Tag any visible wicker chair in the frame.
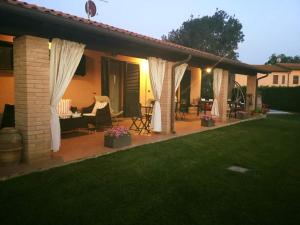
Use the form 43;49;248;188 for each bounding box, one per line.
94;96;123;118
82;103;112;130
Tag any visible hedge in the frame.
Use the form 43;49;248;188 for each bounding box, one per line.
258;87;300;112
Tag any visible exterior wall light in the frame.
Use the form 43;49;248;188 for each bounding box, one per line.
206;67;212;73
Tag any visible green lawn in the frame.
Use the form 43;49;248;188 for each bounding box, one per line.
1;115;300;225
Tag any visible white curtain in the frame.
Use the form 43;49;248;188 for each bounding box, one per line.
50;38;85;151
211;68;223;117
175;63;188;91
148;57;166;132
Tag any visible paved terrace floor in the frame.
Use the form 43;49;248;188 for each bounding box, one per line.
0;113;265;180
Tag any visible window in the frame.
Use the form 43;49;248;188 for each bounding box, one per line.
282;76;285;84
273;75;279;84
293;76;299;84
0;41;13;71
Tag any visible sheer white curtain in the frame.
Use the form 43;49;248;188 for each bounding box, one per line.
148;57;166;132
211;68;223;117
50;38;85;151
175;63;188;91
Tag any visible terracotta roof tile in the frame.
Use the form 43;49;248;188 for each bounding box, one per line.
277;63;300;71
254;64;290;72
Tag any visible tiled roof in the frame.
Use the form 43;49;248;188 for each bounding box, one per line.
254;64;290;72
277;63;300;71
1;0;267;73
254;63;300;72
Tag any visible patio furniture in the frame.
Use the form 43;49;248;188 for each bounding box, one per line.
205;100;213;115
82;102;112;130
141;105;153;133
57;99;72;117
196;99;206;116
60;116;88;133
228;99;246;118
128;102;150;134
95;96;123;119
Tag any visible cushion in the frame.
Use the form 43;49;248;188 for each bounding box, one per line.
82;113;96;117
57;99;72;116
91;101;107;115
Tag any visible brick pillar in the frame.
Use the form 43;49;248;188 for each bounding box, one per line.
14;35;51;163
218;69;229;121
246;75;257;112
160;61;173;134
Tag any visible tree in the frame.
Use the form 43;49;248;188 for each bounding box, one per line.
265;54;300;64
162;9;244;60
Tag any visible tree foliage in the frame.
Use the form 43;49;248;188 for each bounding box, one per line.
162;9;244;60
265;54;300;65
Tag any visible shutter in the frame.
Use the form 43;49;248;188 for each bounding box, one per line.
124;63;140;117
101;57;109;96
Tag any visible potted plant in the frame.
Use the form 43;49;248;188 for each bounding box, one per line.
201;115;215;127
104;126;131;148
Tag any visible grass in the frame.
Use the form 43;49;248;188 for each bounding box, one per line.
1;115;300;225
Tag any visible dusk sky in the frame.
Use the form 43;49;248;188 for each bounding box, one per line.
25;0;300;64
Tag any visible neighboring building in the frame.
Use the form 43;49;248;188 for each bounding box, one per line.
235;63;300;87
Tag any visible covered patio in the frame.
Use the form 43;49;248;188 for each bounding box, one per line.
0;1;268;178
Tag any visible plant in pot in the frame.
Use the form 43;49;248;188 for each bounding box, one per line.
201;115;215;127
104;126;131;148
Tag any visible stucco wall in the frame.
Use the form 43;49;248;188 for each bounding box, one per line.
62;50;154;109
0;34;14;112
235;74;248;86
0;75;14;112
190;67;202;104
258;72;288;87
62;49;102;109
289;70;300;87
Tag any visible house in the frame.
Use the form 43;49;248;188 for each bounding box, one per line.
0;0;268;164
235;63;300;87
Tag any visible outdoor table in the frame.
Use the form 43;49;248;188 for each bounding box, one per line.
59;116;88;133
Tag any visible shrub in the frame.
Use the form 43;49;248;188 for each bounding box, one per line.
258;86;300;112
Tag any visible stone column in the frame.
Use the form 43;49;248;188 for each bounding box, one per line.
14;35;51;163
160;61;173;134
246;75;257;112
218;69;229;121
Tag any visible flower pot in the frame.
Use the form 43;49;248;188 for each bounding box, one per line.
104;135;132;148
201;119;215;127
0;127;22;166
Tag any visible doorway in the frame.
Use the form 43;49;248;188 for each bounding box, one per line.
180;69;191;106
101;57;140;116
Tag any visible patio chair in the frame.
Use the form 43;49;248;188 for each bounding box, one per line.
94;96;123;118
196;99;206;116
178;99;189;120
228;97;245;118
82;102;112;130
128;102;149;134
